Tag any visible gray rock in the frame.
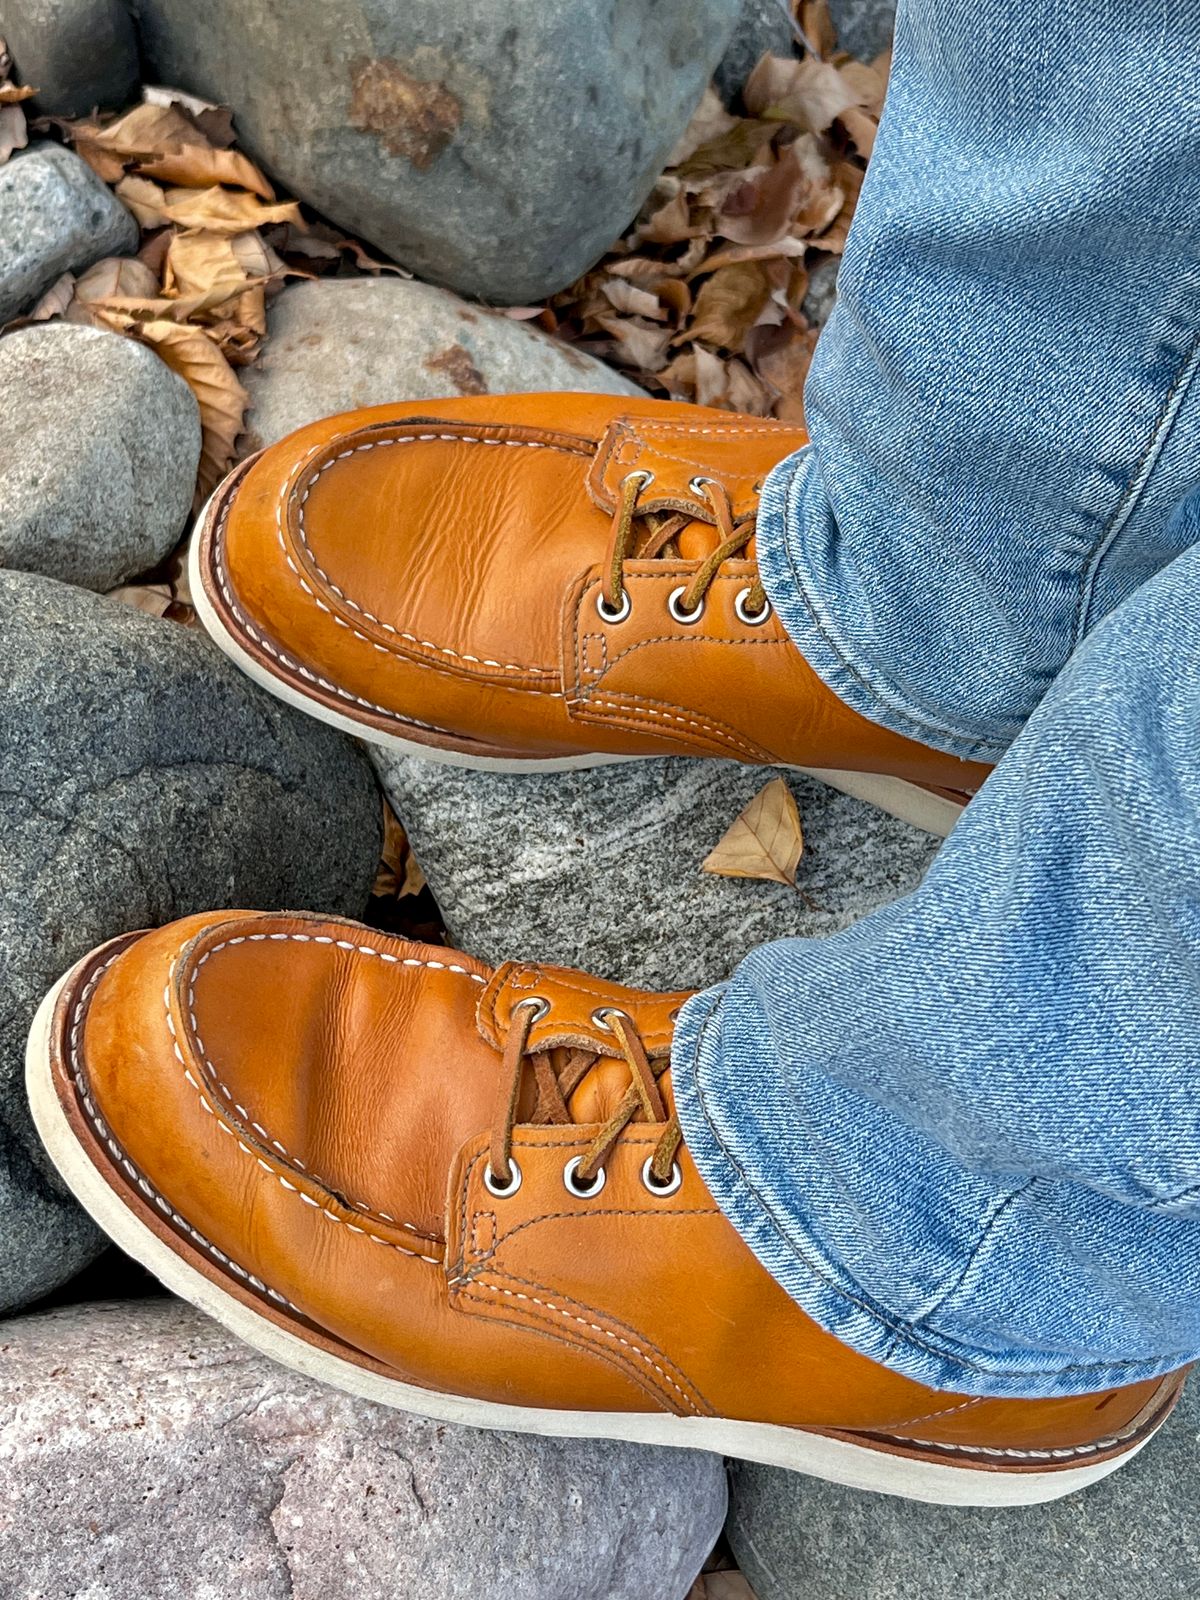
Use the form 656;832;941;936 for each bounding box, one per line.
131;0;742;303
242;277;642;450
0;323;201;591
373;755;938;991
0;571;382;1313
727;1381;1200;1600
802;255;840;331
1;0;139;117
828;0;896;61
0;142;137;323
0;1298;728;1600
714;0;796;106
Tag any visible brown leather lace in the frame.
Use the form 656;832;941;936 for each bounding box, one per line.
601;471;767;617
488;998;682;1192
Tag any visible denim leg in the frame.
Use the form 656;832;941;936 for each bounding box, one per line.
675;502;1200;1400
756;0;1200;761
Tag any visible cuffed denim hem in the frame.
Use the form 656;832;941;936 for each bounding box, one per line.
756;449;1015;766
670;981;1187;1400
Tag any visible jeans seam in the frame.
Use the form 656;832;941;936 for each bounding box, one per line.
685;992;1158;1383
1073;330;1200;645
772;454;1014;756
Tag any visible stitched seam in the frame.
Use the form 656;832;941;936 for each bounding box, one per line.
210;476;455;728
685;995;1166;1382
1074;330;1200;645
582;697;771;761
65;950;302;1311
881;1395;985;1431
289;433;573;676
182;929;482;1233
469;1280;704;1415
487;966;678;1050
452;1151;712;1414
879;1413;1150;1462
566;579;773;760
454;1287;675;1410
169;928;487;1260
487;1203;720;1255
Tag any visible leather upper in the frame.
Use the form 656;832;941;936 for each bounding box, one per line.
200;394;990;791
56;910;1176;1460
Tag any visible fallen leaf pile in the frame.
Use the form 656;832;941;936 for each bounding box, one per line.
533;0;887;420
7;87;406;514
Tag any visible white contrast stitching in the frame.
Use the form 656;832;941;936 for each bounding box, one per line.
66;950;300;1310
287;434;561;676
473;1280;702;1415
207;471;448;728
171;927;487;1250
883;1413;1149;1461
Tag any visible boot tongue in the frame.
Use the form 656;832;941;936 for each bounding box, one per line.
564;1055;634;1124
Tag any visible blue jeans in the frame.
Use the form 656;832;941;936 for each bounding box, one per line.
672;0;1200;1399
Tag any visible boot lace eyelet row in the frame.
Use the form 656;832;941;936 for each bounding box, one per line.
596;469;768;628
486;996;684;1203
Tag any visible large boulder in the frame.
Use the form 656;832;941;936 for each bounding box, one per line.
241;277;641;450
1;0;139;117
0;142;137;323
0;572;382;1313
131;0;742;303
0;323;201;591
0;1298;728;1600
373;755;938;990
727;1381;1200;1599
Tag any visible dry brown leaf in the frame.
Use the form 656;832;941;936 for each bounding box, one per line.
26;270;75;319
675;120;777;179
665;86;739;168
85;101;275;196
108;581;173;619
600;278;664;320
116;175;300;233
592;314;673;373
702;777;804;886
0;81;34;104
796;0;837;58
744;54;857;134
0;101;27;163
74;255;161;302
687;261;772;348
132;319;250;501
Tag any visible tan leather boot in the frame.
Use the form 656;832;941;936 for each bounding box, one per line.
27;911;1182;1506
189;395;989;835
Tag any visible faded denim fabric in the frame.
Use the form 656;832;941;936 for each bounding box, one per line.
672;0;1200;1399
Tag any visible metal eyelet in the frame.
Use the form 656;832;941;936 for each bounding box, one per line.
667;585;705;625
621;468;655;493
513;995;550;1023
641;1157;683;1198
688;474;715;497
734;588;772;626
590;1005;633;1033
596;588;632;625
483;1159;522;1198
563;1156;607;1198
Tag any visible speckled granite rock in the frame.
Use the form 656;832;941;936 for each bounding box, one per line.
241;277;641;450
0;572;381;1314
0;142;136;323
829;0;896;61
727;1378;1200;1600
373;755;937;990
1;0;139;117
714;0;795;104
0;323;200;591
133;0;741;303
0;1298;728;1600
